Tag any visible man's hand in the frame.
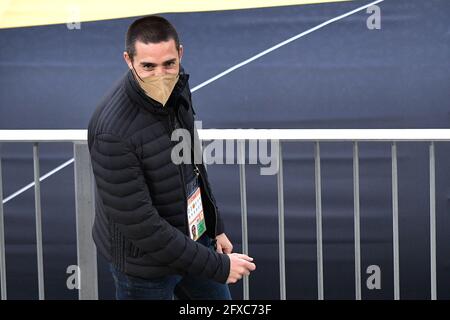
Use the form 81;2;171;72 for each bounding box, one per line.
216;233;233;254
226;253;256;284
216;234;256;284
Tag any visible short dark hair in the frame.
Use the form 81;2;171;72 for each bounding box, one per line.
125;15;180;61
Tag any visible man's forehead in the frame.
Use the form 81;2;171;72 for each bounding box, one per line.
134;39;179;62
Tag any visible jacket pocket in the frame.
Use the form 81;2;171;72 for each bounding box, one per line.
126;240;141;258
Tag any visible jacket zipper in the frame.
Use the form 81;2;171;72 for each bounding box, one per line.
179;165;189;236
168;112;190;236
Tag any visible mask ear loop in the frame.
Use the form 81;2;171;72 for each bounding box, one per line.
130;60;144;82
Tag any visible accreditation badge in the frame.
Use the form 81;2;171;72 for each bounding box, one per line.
187;185;206;241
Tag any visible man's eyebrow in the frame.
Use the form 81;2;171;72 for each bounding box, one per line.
140;61;157;67
139;59;176;67
163;58;177;65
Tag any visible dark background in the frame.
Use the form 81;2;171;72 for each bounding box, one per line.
0;0;449;299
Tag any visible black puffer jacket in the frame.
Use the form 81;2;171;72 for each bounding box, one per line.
87;68;230;283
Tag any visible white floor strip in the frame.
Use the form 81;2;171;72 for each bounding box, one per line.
2;158;74;204
191;0;384;92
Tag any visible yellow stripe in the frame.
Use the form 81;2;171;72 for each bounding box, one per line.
0;0;355;29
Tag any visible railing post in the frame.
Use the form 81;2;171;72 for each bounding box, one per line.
277;141;286;300
74;142;98;300
314;142;324;300
391;142;400;300
238;140;249;300
353;142;361;300
33;143;45;300
429;142;437;300
0;144;7;300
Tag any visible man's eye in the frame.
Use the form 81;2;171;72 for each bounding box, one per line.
143;65;154;69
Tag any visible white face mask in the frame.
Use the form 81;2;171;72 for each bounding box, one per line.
132;69;179;107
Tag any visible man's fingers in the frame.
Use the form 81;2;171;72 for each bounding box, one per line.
223;246;232;254
216;243;223;253
234;253;254;262
242;260;256;271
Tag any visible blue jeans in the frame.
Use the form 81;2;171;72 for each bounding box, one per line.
110;234;232;300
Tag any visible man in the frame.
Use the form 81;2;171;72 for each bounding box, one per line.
191;224;197;241
87;15;256;300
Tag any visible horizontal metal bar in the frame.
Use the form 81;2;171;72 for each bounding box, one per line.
0;130;86;142
3;129;450;142
200;129;450;141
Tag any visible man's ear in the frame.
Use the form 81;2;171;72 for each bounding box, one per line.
123;51;133;69
178;45;184;62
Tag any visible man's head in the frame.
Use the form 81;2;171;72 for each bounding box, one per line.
124;15;183;78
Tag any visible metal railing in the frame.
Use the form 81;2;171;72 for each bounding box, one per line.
0;130;94;300
0;129;449;300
